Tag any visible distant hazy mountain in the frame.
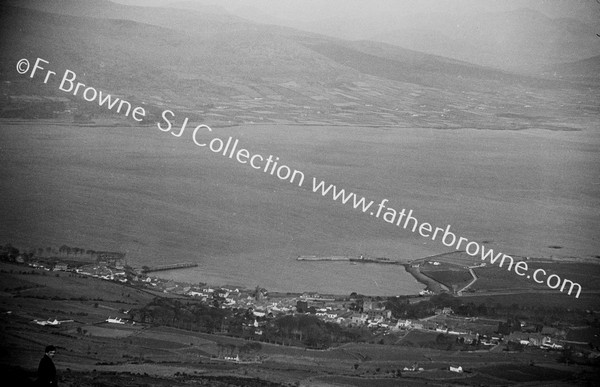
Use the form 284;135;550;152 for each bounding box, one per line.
372;8;600;73
236;5;599;74
304;39;537;90
5;0;255;37
544;55;600;86
165;1;229;15
0;0;582;130
1;1;547;97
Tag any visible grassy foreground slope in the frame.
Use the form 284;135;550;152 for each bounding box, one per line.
1;262;598;386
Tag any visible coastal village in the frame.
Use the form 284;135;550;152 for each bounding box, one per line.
2;243;589;367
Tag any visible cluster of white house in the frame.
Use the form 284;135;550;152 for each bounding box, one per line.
26;259;569;351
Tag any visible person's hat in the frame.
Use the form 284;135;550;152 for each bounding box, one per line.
45;345;56;353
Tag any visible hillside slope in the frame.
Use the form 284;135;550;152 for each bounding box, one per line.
0;2;594;129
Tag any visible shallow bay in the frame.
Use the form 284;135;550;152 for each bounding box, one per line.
1;122;598;295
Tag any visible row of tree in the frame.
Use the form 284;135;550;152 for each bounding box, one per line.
0;243;110;258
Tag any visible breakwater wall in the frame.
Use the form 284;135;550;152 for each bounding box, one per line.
142;262;198;273
403;264;444;293
297;255;400;264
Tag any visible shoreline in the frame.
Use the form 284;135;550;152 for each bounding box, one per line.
149;261;426;298
403;264;446;293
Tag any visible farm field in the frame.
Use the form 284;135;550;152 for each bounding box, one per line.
414;251;600;304
468;261;600;304
461;291;600;312
2;262;597;386
418;261;474;292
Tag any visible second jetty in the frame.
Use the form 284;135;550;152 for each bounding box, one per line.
142;262;198;273
297;255;400;264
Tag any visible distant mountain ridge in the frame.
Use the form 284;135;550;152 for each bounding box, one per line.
371;7;600;73
1;2;545;98
5;0;255;37
0;1;593;130
544;55;600;86
237;4;599;73
548;55;600;77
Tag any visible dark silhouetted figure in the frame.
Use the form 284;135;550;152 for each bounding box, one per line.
37;345;57;386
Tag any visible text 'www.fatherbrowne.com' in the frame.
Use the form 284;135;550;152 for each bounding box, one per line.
16;57;583;299
311;178;582;299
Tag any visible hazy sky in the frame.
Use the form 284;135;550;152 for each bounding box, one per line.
112;0;600;23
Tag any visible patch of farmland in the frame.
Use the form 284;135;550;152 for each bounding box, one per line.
139;327;218;347
0;266;153;305
82;325;134;338
477;364;575;383
463;292;599;310
420;269;473;290
127;335;191;350
312;375;418;386
0;274;43;292
471;266;542;291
